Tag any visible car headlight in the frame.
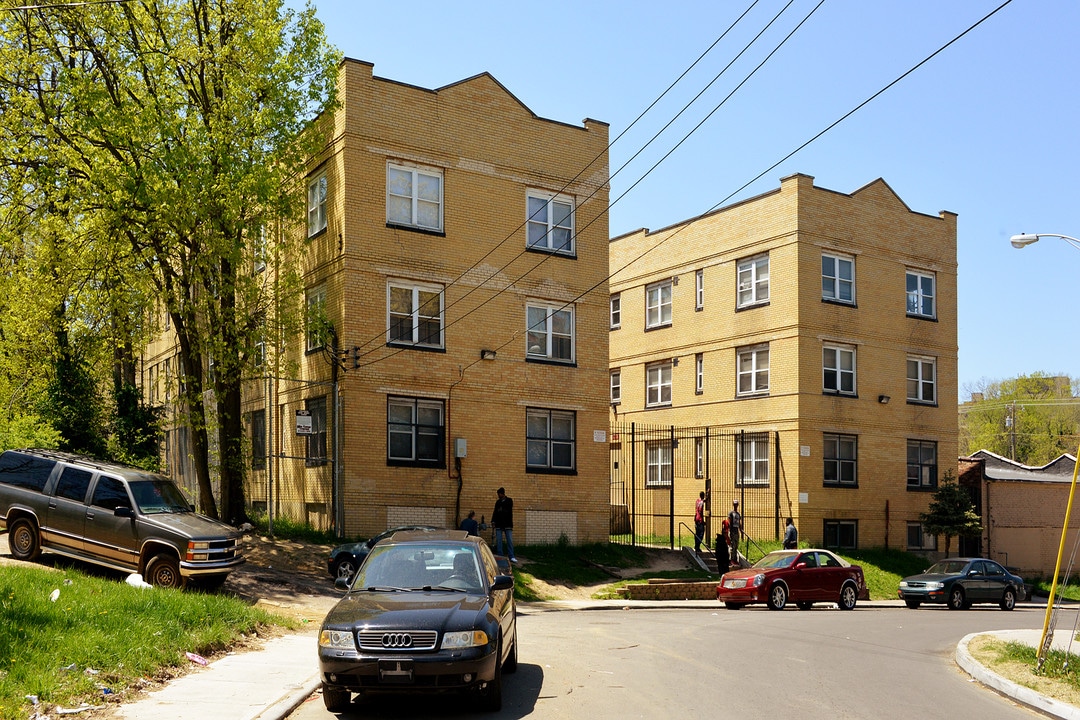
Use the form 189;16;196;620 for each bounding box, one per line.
319;630;356;650
926;582;944;590
440;630;488;650
751;573;766;587
899;581;909;589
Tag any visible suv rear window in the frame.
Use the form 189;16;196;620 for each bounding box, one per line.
0;452;56;492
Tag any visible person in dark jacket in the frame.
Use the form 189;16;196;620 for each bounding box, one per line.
460;510;479;537
783;517;798;549
492;487;516;563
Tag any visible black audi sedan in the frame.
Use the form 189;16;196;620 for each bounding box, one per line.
318;529;517;712
897;557;1026;610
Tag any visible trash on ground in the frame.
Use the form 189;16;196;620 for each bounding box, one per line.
49;588;60;602
125;573;153;589
185;652;208;666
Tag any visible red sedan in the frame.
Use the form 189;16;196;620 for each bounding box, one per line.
716;549;869;611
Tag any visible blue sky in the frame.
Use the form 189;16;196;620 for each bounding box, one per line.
295;0;1079;401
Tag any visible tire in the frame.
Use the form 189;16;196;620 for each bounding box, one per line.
947;586;967;610
322;683;350;712
480;638;504;712
8;518;41;562
838;583;858;611
905;599;921;609
1000;587;1016;611
331;557;357;581
145;553;185;589
724;602;744;610
767;583;788;611
503;628;518;674
796;601;813;611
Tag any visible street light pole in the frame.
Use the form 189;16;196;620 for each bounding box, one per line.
1010;230;1080;670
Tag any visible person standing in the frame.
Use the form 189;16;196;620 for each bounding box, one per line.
460;510;479;537
783;517;798;549
492;487;516;563
693;490;708;553
728;500;742;565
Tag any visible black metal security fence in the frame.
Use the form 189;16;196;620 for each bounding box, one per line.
609;423;782;551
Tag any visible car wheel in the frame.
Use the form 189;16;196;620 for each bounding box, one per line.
1000;587;1016;611
8;518;41;562
146;553;185;589
480;637;504;712
947;586;967;610
796;601;813;611
905;599;921;609
838;583;858;610
504;629;518;674
331;556;357;581
724;602;744;610
322;683;350;712
767;583;788;611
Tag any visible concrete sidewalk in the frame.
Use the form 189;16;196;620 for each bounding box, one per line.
109;599;1079;720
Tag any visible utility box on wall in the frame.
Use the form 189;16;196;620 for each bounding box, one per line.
454;438;467;458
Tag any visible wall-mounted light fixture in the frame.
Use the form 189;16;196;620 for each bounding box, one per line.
480;349;497;361
878;395;890;404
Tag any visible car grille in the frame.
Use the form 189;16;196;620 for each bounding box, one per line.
906;582;928;588
357;630;438;651
723;578;747;589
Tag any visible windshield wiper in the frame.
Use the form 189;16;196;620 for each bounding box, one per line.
362;586;410;592
424;585;468;592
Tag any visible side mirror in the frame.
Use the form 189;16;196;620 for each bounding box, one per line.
491;575;514;592
114;506;134;518
794;562;807;570
335;576;352;591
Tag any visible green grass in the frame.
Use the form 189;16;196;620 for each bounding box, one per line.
1031;578;1080;601
0;564;291;720
985;640;1080;691
246;509;342;544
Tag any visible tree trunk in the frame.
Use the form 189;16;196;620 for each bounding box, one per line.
173;316;219;519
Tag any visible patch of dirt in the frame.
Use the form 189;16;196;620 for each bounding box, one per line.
966;635;1080;708
517;547;696;601
221;533;341;622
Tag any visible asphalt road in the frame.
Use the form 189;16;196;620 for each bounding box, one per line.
287;603;1050;719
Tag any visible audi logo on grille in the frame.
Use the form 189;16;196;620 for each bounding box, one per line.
381;633;414;648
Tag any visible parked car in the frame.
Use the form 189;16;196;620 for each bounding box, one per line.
317;529;517;712
327;525;438;581
897;557;1026;610
716;548;869;611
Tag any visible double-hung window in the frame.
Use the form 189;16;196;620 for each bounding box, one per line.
907;522;936;551
610;370;621;404
388;281;444;349
738;434;769;486
823;520;857;549
306;285;328;351
695;353;704;394
526;190;575;255
906;356;936;404
823;433;857;486
305;396;327;467
737;255;769;308
645;441;672;487
388;397;445;466
610;294;621;329
822;253;854;303
526;408;575;472
307;173;327;237
737;344;769;395
906;270;935;318
907;440;937;490
646;362;672;407
823;344;855;395
526;302;574;362
387;162;443;232
645;280;672;329
695;269;704;310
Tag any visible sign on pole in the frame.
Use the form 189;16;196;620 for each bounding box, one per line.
295;409;313;436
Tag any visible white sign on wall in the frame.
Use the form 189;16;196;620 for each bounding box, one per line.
295;409;313;436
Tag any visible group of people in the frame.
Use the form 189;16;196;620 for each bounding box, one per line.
694;490;798;569
459;486;516;564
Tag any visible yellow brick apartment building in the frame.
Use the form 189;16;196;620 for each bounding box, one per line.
143;59;612;543
609;173;957;552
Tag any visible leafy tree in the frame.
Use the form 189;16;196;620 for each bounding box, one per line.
0;0;340;521
920;472;982;557
961;373;1080;465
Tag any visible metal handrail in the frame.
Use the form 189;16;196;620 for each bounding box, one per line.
678;520;712;553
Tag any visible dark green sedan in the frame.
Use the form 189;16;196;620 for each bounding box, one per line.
898;557;1026;610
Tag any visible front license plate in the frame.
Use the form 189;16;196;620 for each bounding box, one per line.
378;659;414;684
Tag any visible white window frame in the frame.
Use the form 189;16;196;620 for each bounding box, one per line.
645;280;672;329
695;269;704;310
526;189;575;255
823;344;856;395
610;294;621;329
906;270;936;318
737;434;769;487
695;437;704;479
610;370;621;405
306;285;327;351
526;301;575;362
737;254;769;308
387;280;445;349
387;162;444;232
822;252;854;303
823;433;857;486
307;173;327;237
645;441;672;487
737;344;769;396
695;353;704;394
645;362;672;407
526;408;576;471
906;355;937;404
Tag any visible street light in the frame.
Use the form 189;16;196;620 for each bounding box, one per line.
1010;232;1080;250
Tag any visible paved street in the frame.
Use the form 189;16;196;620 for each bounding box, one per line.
288;603;1051;719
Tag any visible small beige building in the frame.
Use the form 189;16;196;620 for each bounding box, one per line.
609;174;958;551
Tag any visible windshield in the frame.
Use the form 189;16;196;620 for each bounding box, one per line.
925;560;969;575
753;552;798;569
128;479;192;514
354;543;483;592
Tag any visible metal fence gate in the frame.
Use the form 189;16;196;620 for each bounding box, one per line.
609;423;781;551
